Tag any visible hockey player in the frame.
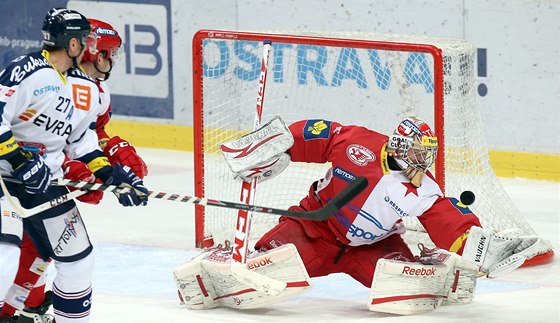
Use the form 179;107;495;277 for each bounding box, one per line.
174;116;541;314
0;17;149;323
80;18;148;181
63;17;148;205
0;8;148;323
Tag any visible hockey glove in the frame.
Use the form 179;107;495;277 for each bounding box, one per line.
220;117;293;183
103;136;148;179
105;163;149;207
462;226;540;278
63;160;104;204
11;153;51;194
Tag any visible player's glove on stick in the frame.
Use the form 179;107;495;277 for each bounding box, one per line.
63;160;104;204
11;153;51;194
103;136;148;178
105;163;149;206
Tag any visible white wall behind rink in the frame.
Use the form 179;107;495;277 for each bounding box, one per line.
76;0;560;154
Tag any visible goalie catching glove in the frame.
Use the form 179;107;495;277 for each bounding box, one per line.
220;116;293;183
462;226;541;278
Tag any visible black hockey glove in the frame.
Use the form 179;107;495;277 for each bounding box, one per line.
105;163;149;206
11;153;51;194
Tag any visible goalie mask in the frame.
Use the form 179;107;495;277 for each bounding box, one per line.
386;117;438;187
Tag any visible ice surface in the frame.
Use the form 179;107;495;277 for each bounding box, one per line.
43;148;559;322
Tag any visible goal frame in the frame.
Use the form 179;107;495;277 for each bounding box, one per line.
192;30;445;248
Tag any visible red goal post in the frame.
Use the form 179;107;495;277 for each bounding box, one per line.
192;30;553;266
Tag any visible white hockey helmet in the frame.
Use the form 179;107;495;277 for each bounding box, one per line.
387;117;438;186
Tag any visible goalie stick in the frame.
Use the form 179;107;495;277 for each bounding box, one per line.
0;174;368;220
229;39;282;295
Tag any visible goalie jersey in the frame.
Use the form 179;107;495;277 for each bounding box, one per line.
0;50;109;179
287;119;481;253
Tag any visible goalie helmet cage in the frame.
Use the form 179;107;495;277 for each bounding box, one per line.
192;30;553;266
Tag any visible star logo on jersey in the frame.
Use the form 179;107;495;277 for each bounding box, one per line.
402;182;419;197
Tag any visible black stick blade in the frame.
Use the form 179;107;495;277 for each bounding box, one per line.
285;176;368;221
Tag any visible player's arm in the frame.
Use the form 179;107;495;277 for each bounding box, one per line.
94;105;148;179
287;119;343;163
0;77;51;194
416;196;482;254
95;106;112;148
67;127;148;207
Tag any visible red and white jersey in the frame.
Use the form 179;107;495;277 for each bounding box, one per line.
96;80;111;118
94;80;112;143
288;120;444;246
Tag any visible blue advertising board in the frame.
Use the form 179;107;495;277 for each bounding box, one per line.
0;0;174;119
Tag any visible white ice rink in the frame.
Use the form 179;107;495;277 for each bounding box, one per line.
48;148;559;323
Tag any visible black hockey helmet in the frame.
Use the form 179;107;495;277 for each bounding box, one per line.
42;8;91;49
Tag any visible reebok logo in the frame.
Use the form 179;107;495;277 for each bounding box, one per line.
402;266;436;276
248;257;273;270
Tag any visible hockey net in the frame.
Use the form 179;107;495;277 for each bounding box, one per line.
192;30;553;266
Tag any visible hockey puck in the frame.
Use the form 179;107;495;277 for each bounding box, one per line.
460;191;475;206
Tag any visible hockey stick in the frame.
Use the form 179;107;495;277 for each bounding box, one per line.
0;173;90;219
1;175;368;220
229;39;282;295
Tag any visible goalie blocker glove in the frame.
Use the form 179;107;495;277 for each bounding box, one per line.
462;226;541;278
220;116;294;183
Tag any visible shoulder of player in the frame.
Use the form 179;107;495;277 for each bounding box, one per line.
0;51;52;86
67;67;98;85
336;125;387;147
97;80;111;95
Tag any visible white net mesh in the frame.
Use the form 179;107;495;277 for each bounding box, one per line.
193;31;552;260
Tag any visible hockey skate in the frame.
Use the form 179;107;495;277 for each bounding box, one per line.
15;291;54;323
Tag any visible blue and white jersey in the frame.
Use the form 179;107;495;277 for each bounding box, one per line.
0;50;105;179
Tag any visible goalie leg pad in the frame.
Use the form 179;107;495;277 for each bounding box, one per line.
417;246;478;306
173;243;311;310
441;257;478;305
369;259;448;315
